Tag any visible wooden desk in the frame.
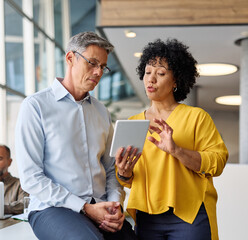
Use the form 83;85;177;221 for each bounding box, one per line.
0;218;21;229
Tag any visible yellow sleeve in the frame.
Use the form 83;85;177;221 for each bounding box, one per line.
195;110;228;177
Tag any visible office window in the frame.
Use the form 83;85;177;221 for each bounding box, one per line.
33;0;46;36
34;35;48;91
5;42;25;94
4;0;23;36
69;0;96;35
6;92;24;175
55;46;64;78
112;72;126;101
54;0;64;77
98;72;135;101
99;75;112;100
4;0;24;93
54;0;63;47
6;93;24;149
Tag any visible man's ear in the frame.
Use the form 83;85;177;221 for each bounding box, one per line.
7;158;12;167
66;51;74;66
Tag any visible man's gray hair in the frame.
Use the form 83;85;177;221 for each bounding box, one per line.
66;31;114;54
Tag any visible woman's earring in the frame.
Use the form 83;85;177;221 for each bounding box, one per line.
173;87;177;92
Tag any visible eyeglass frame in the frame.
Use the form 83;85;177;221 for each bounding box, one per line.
72;51;111;74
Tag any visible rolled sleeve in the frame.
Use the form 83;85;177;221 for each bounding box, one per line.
195;111;229;177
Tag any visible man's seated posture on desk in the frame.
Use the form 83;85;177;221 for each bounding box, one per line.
15;31;137;240
0;144;28;215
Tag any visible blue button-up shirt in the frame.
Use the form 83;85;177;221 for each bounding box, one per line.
15;78;124;213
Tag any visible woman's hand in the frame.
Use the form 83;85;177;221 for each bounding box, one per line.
148;118;177;154
148;118;202;171
115;146;141;179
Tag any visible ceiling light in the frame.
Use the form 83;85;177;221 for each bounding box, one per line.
124;30;136;38
241;31;248;37
215;95;241;106
197;63;238;76
134;52;142;58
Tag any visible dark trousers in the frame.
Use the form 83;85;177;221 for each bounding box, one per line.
136;204;211;240
28;207;137;240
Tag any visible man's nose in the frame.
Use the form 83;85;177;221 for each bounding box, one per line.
93;66;103;76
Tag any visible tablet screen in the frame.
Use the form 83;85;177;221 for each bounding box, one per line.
109;120;150;157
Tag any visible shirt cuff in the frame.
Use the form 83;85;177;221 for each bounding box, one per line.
63;194;86;213
198;152;209;175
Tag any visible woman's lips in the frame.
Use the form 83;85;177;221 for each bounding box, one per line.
147;86;156;92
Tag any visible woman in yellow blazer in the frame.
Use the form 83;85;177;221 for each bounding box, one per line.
115;39;228;240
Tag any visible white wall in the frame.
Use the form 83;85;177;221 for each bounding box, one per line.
214;163;248;240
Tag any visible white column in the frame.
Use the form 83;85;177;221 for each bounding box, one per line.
23;0;35;95
0;0;7;143
238;38;248;164
62;0;70;48
62;0;70;74
45;0;55;85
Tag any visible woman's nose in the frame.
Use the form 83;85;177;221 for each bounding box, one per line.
148;73;156;83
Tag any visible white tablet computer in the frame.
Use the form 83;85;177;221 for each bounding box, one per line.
109;120;150;157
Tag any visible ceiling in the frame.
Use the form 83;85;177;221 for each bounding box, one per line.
102;25;248;113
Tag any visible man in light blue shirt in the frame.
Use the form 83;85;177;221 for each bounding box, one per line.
15;32;137;240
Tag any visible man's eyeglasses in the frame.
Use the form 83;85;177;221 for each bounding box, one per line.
73;51;111;74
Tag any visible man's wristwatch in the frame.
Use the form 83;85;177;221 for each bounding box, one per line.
80;204;86;215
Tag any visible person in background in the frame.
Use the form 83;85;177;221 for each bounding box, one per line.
0;144;28;215
15;32;137;240
115;38;228;240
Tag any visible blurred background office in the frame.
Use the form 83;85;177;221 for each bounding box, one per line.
0;0;138;178
1;0;246;176
0;1;247;238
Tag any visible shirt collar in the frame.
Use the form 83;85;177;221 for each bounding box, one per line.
77;92;91;104
52;78;70;101
51;78;91;104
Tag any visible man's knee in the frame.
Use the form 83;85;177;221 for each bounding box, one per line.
29;207;105;240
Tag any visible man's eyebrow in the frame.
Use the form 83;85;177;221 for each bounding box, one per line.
89;57;107;66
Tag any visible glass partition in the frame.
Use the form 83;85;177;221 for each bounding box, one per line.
55;46;65;78
4;0;23;36
34;33;48;91
5;42;25;94
33;0;46;36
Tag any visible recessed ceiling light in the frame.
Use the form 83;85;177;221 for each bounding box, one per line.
215;95;241;106
241;31;248;37
124;30;136;38
134;52;142;58
197;63;238;76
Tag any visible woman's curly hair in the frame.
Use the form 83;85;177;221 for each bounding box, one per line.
136;38;199;102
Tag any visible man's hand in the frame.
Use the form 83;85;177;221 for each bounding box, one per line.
84;201;125;232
